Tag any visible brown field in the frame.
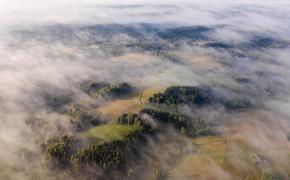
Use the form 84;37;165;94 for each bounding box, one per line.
111;53;159;66
170;110;290;179
175;52;221;70
189;55;221;70
96;87;164;119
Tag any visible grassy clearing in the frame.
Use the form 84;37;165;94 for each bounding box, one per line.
171;154;230;180
96;87;165;119
141;87;165;101
192;136;227;166
82;124;142;144
97;98;143;119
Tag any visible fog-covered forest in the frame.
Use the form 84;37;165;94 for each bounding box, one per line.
0;0;290;179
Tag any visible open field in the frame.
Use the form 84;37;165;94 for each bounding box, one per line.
82;124;142;144
96;87;165;119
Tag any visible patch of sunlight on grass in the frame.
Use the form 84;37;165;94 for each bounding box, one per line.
82;124;142;144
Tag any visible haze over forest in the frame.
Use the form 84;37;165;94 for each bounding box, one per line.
0;0;290;179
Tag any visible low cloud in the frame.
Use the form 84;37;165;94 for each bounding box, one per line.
0;0;290;179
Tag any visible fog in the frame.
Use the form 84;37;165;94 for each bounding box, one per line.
0;0;290;179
